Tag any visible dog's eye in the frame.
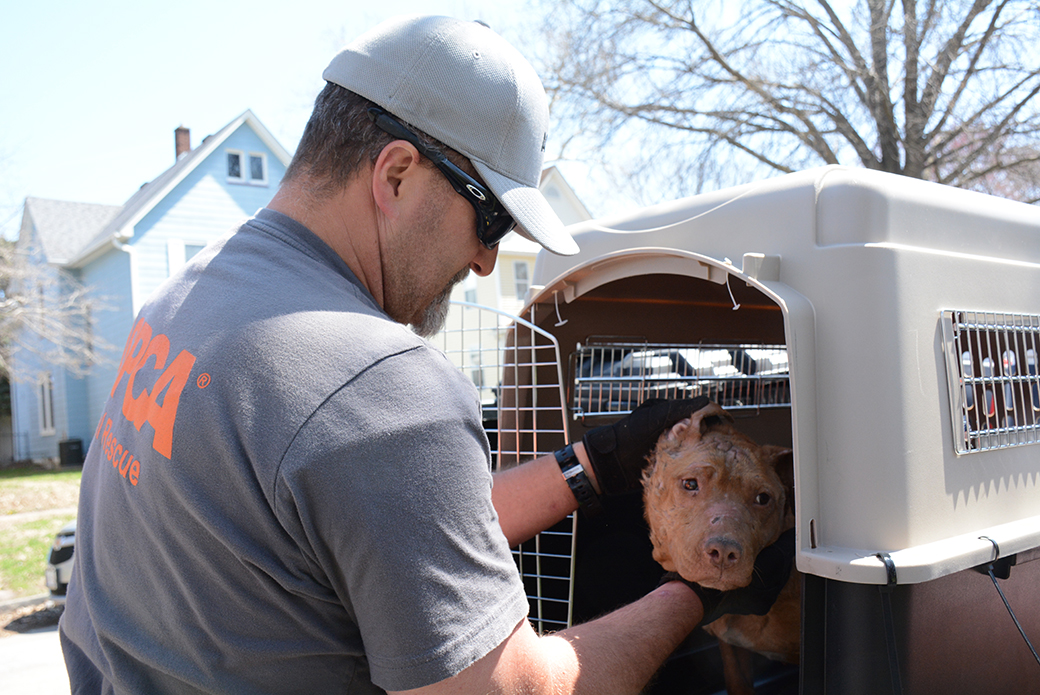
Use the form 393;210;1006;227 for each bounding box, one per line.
682;479;699;492
755;492;771;505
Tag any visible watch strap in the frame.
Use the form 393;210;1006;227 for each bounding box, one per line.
554;444;604;517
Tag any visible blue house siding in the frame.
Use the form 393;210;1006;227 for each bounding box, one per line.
130;124;286;305
63;373;91;450
60;268;95;451
8;245;75;461
79;243;135;449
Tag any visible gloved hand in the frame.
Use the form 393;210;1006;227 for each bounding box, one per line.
661;527;796;626
582;397;710;496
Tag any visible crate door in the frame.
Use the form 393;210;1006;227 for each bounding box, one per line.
429;300;576;632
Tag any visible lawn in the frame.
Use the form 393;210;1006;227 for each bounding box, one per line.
0;467;81;601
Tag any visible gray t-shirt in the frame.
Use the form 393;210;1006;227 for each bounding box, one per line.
60;209;529;694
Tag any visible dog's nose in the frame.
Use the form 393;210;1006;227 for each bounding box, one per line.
704;538;743;570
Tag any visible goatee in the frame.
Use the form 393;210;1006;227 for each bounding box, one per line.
411;267;471;338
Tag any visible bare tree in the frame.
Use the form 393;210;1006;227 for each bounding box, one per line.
0;237;111;380
542;0;1040;203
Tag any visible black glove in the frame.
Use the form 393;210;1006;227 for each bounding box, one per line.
582;397;710;496
661;527;796;627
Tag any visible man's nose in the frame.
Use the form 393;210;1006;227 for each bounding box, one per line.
469;242;498;277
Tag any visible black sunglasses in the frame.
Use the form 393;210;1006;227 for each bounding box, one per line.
367;107;517;249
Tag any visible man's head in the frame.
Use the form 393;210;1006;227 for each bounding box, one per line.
279;16;577;336
315;14;578;257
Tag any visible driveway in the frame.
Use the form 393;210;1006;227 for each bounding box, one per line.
0;623;70;695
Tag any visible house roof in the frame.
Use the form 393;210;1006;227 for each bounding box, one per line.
21;197;123;265
69;109;292;267
539;165;592;225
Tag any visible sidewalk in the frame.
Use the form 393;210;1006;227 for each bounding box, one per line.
0;595;69;695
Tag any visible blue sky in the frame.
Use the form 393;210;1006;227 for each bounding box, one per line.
0;0;596;241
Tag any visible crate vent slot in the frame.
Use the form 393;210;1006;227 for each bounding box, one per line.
571;339;791;421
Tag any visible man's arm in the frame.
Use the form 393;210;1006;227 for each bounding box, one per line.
490;442;598;548
492;398;711;547
390;579;703;695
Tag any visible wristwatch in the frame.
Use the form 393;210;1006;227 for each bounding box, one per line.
554;444;604;517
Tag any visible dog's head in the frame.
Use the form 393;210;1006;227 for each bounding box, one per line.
642;402;793;591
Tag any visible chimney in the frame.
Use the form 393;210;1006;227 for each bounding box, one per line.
175;126;191;160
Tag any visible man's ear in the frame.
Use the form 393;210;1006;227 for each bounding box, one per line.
370;141;424;219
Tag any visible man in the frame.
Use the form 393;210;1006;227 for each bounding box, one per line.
61;15;792;694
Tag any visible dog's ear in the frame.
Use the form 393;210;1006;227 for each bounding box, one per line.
762;445;795;513
662;401;733;445
663;417;692;443
761;446;793;488
691;401;734;436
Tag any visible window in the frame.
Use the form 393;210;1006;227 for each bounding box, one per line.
249;153;266;184
39;373;55;435
227;149;267;185
513;261;530;299
185;244;205;262
168;240;208;276
227;150;243;180
464;274;478;304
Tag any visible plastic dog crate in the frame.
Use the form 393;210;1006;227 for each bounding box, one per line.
434;165;1040;694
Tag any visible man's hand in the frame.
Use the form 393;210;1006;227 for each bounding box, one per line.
661;527;796;626
582;397;710;496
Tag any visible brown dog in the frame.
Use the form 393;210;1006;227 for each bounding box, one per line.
642;402;799;695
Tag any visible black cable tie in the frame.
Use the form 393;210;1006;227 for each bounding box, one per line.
875;553;903;695
875;552;898;591
976;538;1040;670
979;535;1000;564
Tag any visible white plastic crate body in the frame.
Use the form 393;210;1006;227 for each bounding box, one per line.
531;165;1040;585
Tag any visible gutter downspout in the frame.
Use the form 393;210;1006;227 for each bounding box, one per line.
111;236;142;319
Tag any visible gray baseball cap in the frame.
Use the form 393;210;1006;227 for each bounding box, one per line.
323;14;579;256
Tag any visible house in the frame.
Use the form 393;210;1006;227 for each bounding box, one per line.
9;110;291;464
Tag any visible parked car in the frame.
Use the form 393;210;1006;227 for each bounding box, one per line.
45;519;76;599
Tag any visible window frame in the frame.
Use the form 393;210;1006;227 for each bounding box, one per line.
247;152;267;185
38;372;55;436
226;148;268;186
513;260;530;300
226;149;245;182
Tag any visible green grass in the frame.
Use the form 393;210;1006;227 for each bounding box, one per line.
0;466;84;481
0;467;81;600
0;512;76;598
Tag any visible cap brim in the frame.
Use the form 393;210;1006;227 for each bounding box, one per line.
473;162;580;256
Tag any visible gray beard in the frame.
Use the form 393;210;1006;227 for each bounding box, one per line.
410;267;470;338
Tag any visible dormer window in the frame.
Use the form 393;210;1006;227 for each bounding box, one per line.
227;151;242;179
227;149;267;185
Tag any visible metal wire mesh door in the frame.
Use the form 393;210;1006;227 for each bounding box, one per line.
571;339;791;421
942;310;1040;453
429;300;576;632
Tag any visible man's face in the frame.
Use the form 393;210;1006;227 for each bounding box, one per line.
382;165;494;337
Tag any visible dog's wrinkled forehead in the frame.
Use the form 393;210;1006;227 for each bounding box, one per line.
704;433;758;466
659;425;756;463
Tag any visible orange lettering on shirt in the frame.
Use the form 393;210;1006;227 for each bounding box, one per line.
109;317;199;459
